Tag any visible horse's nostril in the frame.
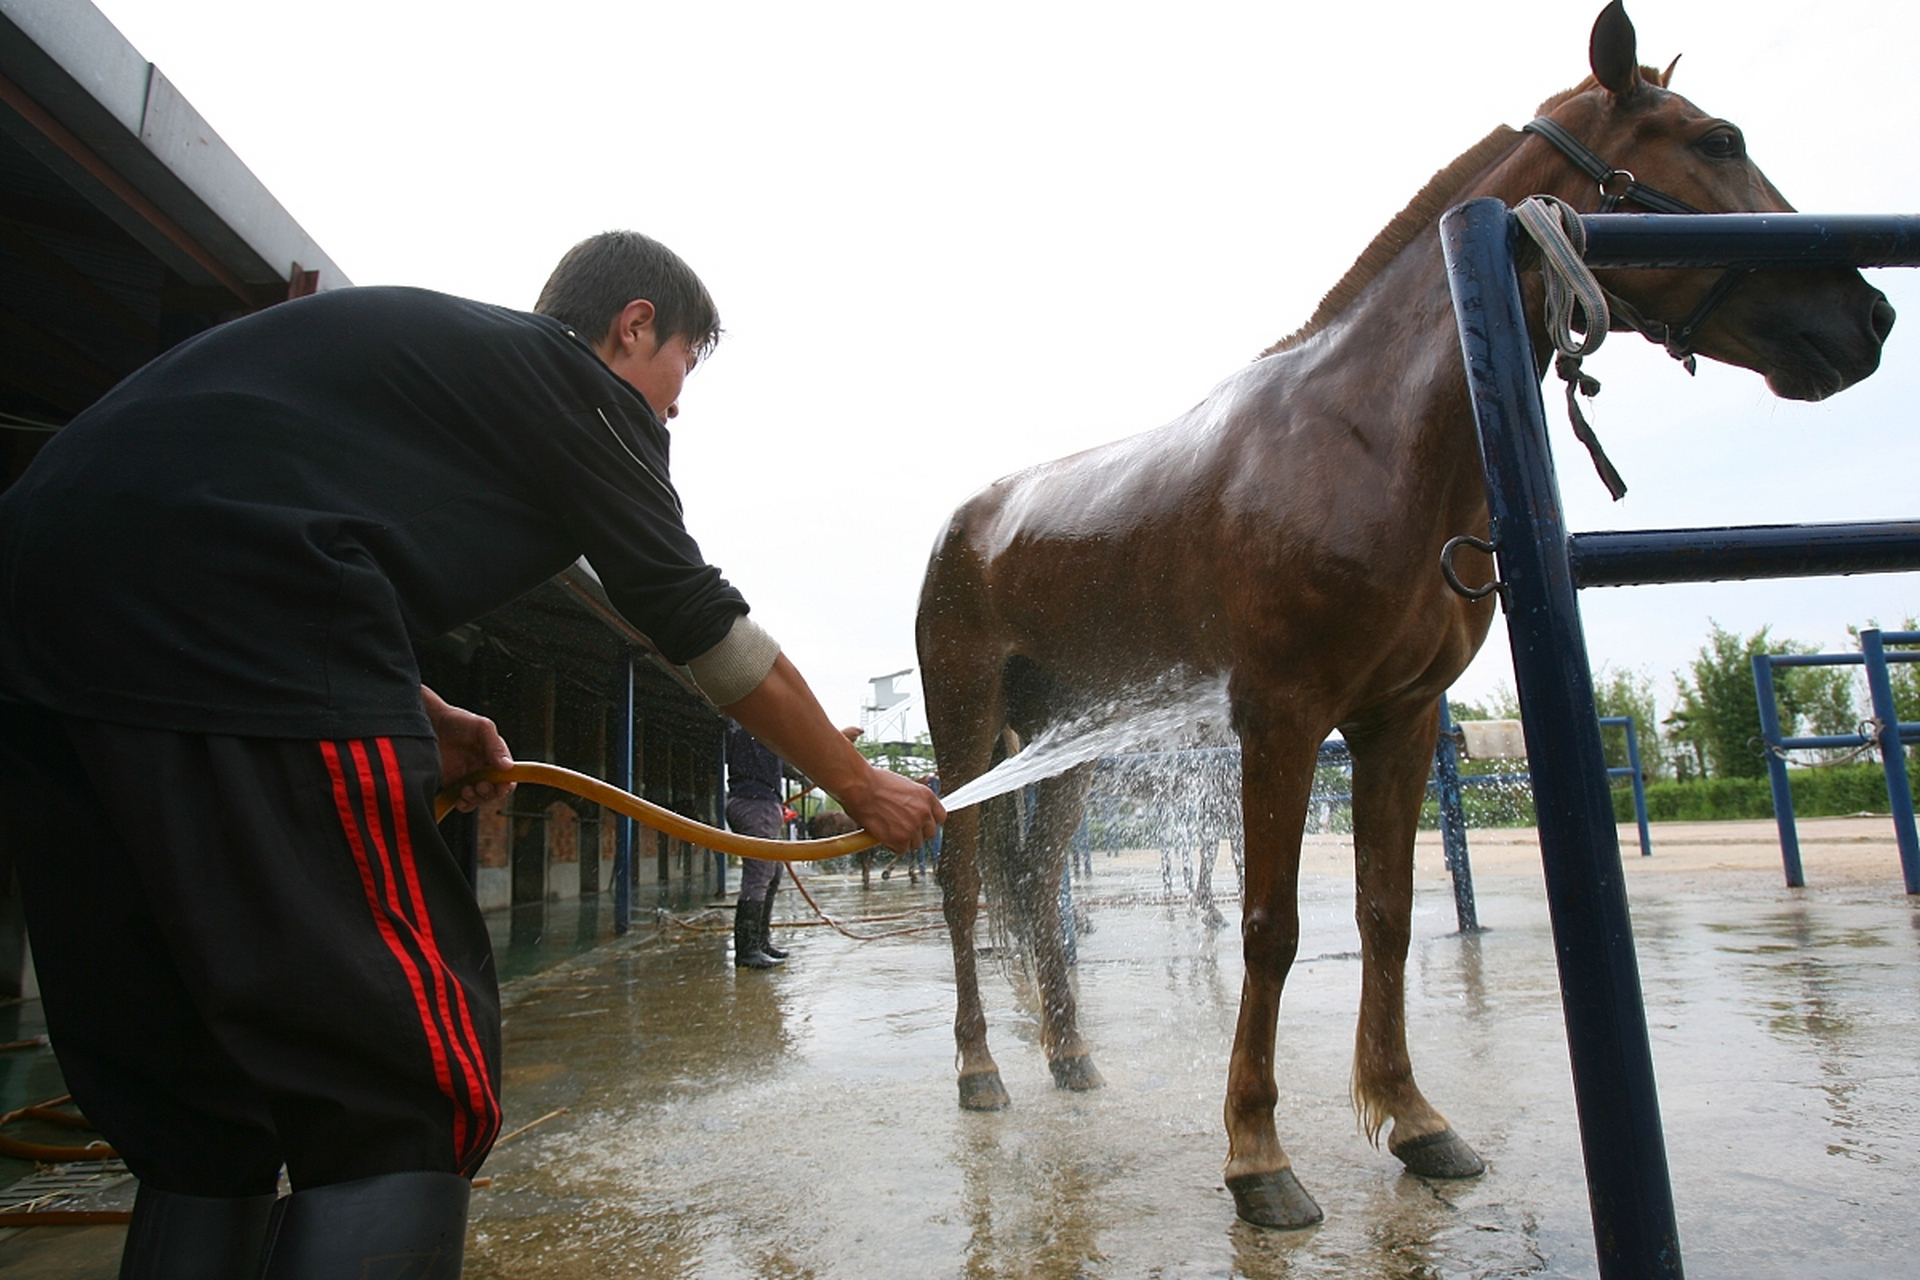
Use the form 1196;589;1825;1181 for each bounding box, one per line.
1870;296;1897;344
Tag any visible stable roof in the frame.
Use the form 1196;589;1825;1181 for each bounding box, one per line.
0;0;347;437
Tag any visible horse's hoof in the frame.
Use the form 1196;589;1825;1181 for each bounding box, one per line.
1226;1169;1323;1229
1389;1127;1486;1179
1049;1054;1105;1091
959;1071;1011;1111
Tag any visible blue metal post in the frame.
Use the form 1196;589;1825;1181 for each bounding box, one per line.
1859;629;1920;894
1433;697;1478;932
1621;716;1653;858
1443;198;1682;1280
1598;716;1653;858
715;726;730;896
613;656;635;934
1750;655;1804;887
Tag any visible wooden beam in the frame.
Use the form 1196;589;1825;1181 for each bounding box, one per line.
0;310;122;389
0;212;158;345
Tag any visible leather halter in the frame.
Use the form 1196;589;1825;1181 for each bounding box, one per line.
1522;115;1749;373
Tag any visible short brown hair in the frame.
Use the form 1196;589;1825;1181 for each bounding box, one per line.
534;231;722;358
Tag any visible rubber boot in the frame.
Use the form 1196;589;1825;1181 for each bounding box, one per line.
256;1171;469;1280
758;890;789;961
118;1183;278;1279
734;897;782;969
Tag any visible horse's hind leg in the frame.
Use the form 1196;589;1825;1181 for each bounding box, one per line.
937;803;1010;1110
1021;764;1101;1090
923;644;1012;1111
1345;702;1485;1180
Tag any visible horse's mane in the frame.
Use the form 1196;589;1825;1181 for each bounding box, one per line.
1259;65;1673;359
1260;126;1523;357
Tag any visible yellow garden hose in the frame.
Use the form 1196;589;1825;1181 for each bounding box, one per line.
435;762;878;862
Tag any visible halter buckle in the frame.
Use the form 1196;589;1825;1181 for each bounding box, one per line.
1598;169;1636;202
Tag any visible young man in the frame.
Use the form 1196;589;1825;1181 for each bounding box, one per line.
0;232;940;1278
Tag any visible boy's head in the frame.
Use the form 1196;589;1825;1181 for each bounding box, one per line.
534;231;722;361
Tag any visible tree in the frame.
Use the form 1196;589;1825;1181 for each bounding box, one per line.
1849;618;1920;730
1449;685;1520;723
1667;623;1859;780
1592;665;1662;778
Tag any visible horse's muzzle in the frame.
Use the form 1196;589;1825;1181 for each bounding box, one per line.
1759;278;1895;402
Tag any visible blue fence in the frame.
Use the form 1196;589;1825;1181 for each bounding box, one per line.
1751;627;1920;893
1441;203;1920;1280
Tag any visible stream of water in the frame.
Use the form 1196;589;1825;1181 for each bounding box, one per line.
938;669;1234;814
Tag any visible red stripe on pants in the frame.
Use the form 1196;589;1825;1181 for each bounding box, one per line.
321;739;492;1170
372;737;500;1161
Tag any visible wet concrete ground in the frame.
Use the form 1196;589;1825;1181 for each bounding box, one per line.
1;818;1916;1277
470;819;1919;1279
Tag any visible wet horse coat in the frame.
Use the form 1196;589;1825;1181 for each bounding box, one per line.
915;1;1893;1228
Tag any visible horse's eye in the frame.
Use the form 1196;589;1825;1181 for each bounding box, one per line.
1698;130;1745;160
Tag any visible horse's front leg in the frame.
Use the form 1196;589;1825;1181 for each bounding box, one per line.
1345;702;1485;1179
1222;721;1324;1229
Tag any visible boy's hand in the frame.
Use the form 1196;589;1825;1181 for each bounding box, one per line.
422;686;515;812
838;764;947;854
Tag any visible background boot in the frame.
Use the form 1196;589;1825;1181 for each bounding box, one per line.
758;891;789;960
118;1183;277;1279
257;1171;468;1280
734;898;781;968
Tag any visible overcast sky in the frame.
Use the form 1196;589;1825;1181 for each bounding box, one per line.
88;0;1920;738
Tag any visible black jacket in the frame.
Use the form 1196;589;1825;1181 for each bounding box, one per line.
0;286;745;738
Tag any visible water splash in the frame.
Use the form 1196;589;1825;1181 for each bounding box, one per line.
940;669;1234;814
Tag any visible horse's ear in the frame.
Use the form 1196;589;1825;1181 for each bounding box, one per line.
1589;1;1642;99
1658;54;1681;88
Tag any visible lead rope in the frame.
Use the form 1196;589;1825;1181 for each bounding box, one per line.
1512;195;1629;500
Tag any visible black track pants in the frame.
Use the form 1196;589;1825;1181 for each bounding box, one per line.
0;703;501;1195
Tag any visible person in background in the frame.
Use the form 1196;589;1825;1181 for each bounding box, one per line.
918;772;944;876
726;723;866;966
725;720;789;969
883;770;942;884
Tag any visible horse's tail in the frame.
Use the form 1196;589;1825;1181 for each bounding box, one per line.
975;728;1029;964
975;727;1097;974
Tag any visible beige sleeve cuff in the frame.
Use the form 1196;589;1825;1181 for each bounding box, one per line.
684;614;781;705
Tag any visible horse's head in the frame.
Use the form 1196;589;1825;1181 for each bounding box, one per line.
1525;1;1894;401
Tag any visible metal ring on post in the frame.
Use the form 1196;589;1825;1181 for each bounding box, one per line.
1440;534;1503;602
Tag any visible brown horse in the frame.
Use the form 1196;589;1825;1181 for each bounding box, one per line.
915;1;1894;1230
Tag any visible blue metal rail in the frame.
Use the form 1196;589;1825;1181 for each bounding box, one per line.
1751;629;1920;892
1440;205;1920;1280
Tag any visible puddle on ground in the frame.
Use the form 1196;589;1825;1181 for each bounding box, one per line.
467;852;1919;1279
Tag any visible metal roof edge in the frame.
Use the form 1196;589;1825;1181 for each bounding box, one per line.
0;0;348;293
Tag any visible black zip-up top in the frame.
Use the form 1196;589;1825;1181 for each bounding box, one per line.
0;286;746;738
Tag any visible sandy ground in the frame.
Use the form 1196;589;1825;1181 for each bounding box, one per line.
1400;813;1912;889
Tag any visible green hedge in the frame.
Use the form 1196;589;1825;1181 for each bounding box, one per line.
1612;762;1916;824
1409;761;1914;830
